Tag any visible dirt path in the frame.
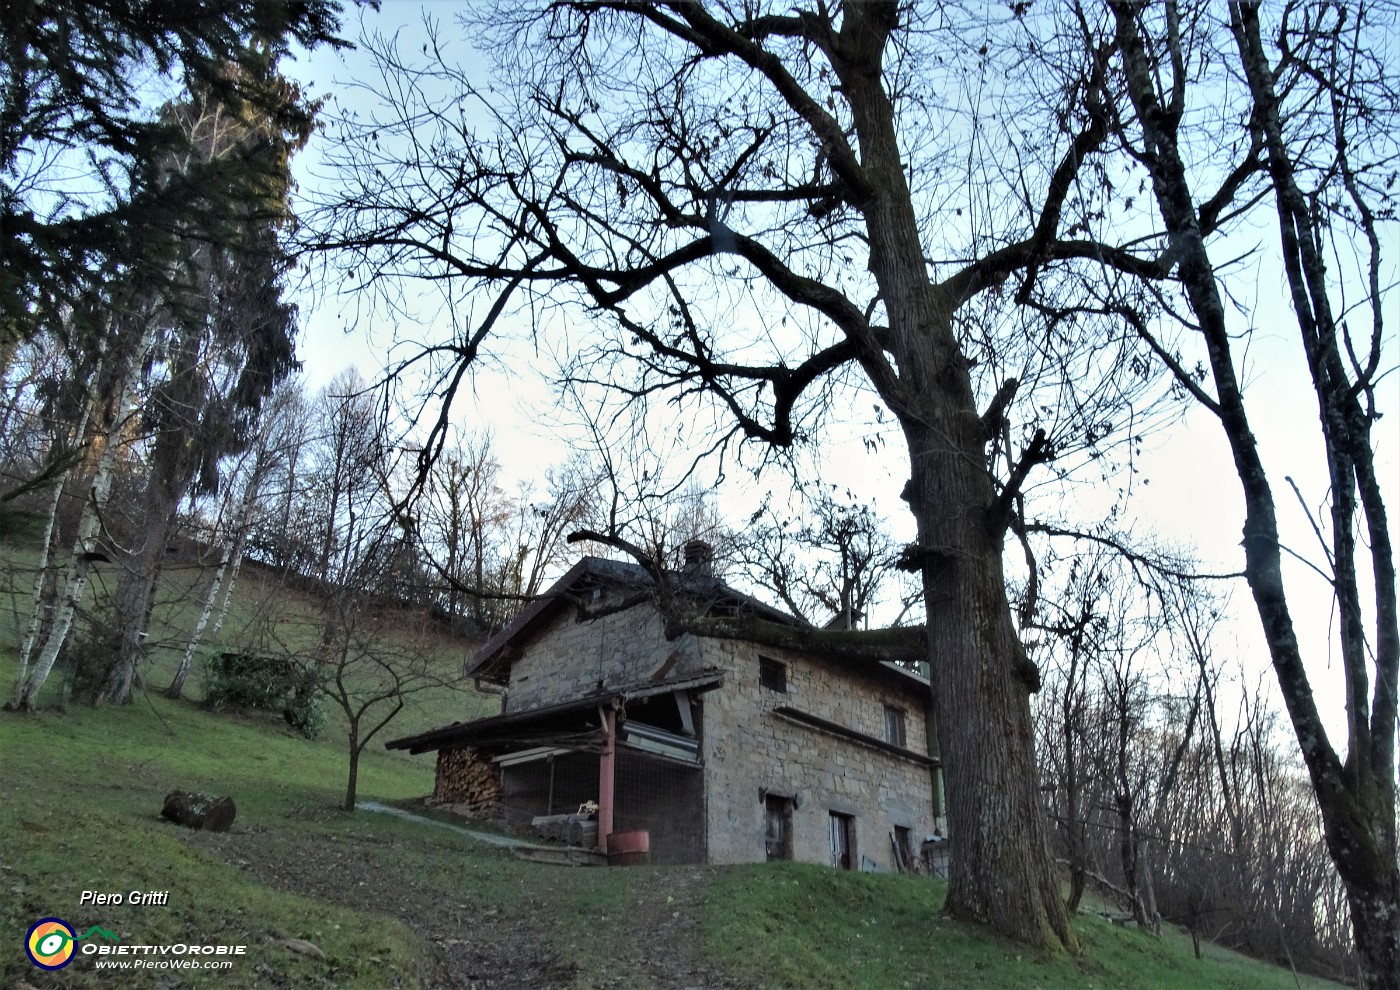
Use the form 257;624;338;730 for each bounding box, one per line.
204;820;753;990
581;867;750;990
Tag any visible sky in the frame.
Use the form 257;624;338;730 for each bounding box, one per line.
282;2;1400;749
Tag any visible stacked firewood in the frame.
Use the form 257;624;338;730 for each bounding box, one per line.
433;747;501;813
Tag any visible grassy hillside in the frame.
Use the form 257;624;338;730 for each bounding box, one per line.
0;511;495;742
1;692;1349;990
0;522;1350;989
1;697;432;988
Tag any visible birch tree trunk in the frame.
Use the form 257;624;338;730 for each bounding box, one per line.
17;315;155;710
166;538;232;699
166;470;256;701
208;536;245;641
18;410;133;709
8;472;68;708
7;400;94;709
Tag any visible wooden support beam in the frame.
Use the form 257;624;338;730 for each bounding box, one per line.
674;689;696;736
598;706;616;853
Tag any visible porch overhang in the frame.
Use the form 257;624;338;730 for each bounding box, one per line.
385;672;723;755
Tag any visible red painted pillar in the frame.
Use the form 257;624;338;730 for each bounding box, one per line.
598;707;616;853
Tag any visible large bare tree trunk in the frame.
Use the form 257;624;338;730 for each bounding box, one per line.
904;416;1073;949
833;0;1070;946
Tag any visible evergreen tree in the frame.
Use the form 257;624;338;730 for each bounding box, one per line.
84;59;313;705
1;0;344;369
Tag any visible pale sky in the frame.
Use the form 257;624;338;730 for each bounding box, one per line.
285;3;1399;750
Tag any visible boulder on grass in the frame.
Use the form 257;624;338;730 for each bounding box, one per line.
161;791;236;832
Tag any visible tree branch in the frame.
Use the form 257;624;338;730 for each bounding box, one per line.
986;429;1053;539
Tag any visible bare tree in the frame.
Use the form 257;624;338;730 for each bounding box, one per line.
310;600;458;813
0;332;84;503
494;455;604;606
1151;684;1353;978
240;378;460;812
304;369;392;592
1031;551;1112;916
254;513;461;812
417;430;512;628
1031;545;1199;929
737;490;912;630
5;329;95;707
307;1;1204;947
1098;4;1398;983
1035;540;1361;979
244;386;317;577
415;431;599;632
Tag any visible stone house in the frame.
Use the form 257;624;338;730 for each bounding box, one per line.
386;548;945;870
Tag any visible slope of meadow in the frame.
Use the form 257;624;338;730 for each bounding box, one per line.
0;520;1348;989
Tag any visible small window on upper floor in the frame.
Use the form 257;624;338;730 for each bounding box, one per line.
759;655;787;693
884;705;907;747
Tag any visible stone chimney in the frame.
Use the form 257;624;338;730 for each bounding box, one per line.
682;539;714;578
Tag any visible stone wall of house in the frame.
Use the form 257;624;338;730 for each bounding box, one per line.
503;596;707;713
699;639;938;870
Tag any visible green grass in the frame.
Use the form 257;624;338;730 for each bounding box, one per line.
5;692;1345;990
0;692;436;988
0;519;1353;990
702;862;1343;990
0;683;653;989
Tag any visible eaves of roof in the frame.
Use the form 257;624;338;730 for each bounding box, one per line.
464;555;932;698
465;556;797;683
385;670;724;755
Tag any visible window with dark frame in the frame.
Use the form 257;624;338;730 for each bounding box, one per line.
764;794;794;861
829;811;856;870
883;705;907;747
759;655;787;692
